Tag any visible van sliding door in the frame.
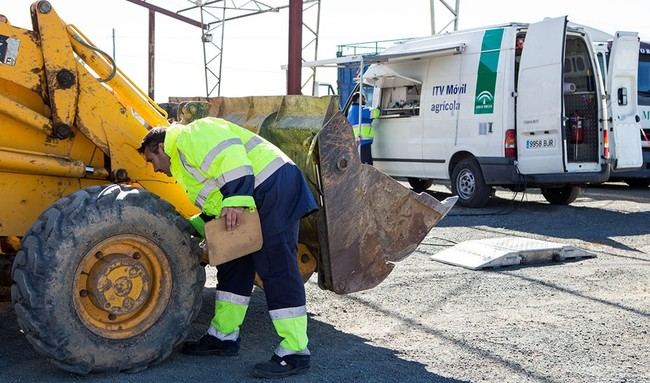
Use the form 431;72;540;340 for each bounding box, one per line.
608;32;643;170
516;17;566;174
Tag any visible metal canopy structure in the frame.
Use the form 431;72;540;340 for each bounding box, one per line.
300;43;467;69
125;0;321;98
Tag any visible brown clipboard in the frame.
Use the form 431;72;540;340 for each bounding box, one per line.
204;210;263;266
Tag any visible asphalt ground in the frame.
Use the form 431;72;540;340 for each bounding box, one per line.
1;182;648;383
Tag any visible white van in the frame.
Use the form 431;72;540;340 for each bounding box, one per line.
364;17;642;207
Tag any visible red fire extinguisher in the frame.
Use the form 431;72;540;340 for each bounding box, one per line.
570;111;584;144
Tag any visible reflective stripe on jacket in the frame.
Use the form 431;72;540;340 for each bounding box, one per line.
164;117;293;217
347;103;378;144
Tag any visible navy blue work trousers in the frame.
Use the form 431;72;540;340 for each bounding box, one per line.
215;220;305;310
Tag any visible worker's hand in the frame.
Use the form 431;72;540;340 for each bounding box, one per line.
221;207;244;231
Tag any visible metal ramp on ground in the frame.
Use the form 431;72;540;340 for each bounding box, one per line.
430;237;596;270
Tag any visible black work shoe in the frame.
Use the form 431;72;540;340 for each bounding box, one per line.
252;354;310;378
180;334;240;356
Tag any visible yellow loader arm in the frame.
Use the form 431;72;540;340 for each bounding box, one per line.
0;1;197;237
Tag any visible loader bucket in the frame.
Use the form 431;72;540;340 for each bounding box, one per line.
169;96;285;133
169;96;456;294
312;112;457;293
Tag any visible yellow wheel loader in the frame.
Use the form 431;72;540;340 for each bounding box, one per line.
0;2;456;374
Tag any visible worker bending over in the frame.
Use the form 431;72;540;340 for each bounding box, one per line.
139;117;318;378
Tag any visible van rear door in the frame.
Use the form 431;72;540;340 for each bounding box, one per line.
516;17;566;174
607;32;643;170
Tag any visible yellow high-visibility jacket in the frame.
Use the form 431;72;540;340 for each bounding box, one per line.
164;117;292;217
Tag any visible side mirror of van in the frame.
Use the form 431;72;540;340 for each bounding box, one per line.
617;87;628;106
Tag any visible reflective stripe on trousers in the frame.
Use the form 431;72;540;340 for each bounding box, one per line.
269;305;309;354
209;290;250;341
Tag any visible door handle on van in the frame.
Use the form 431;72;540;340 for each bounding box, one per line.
636;115;641;123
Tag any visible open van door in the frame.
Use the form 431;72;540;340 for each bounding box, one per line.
516;17;566;174
607;32;643;170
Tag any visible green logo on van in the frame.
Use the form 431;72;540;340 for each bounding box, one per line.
474;28;504;114
476;90;494;105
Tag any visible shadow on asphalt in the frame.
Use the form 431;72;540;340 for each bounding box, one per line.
0;288;467;383
342;294;558;383
493;270;650;319
586;182;650;203
425;188;650;254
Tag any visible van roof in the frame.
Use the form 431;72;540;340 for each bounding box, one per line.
381;19;610;56
386;22;526;49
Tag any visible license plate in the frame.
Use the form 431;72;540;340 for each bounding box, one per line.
525;138;557;149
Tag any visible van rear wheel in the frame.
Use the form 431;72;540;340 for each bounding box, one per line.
541;185;580;205
408;178;434;192
451;158;491;208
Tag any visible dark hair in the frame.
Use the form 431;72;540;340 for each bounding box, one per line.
351;92;365;104
138;127;166;154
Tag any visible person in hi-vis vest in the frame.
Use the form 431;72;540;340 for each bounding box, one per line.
347;92;380;164
139;117;318;378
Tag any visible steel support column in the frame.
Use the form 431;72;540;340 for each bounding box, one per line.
148;9;155;99
287;0;303;95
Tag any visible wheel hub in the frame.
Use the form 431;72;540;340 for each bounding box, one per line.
73;235;172;339
297;243;317;282
457;169;476;199
87;254;151;316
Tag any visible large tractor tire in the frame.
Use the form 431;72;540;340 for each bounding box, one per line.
11;185;205;374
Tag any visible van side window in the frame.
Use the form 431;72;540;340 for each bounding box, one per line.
596;52;607;84
514;33;525;88
639;53;650;106
564;38;596;93
379;84;421;117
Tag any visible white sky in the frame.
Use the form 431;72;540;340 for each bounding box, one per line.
3;0;649;101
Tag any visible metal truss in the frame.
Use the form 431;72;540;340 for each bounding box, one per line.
178;1;282;96
429;0;460;35
300;0;321;95
179;0;321;96
125;0;321;97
